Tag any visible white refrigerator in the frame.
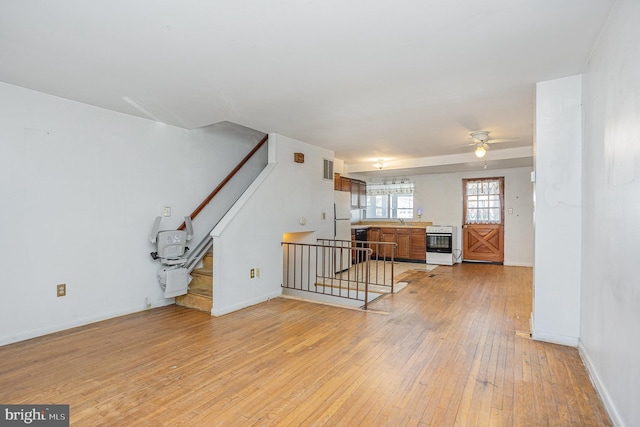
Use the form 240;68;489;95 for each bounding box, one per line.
334;191;352;272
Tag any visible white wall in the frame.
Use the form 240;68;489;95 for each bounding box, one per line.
211;134;335;315
580;1;640;425
532;75;583;347
0;82;260;345
397;167;534;266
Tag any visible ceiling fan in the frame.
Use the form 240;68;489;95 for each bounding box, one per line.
467;131;518;158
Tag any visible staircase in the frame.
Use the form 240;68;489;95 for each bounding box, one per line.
175;250;213;312
167;130;268;314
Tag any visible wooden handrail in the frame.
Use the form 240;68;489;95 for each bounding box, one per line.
178;134;269;230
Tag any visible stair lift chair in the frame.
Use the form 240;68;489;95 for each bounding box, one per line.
150;216;194;298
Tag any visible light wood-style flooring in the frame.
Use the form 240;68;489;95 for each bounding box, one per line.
0;263;611;426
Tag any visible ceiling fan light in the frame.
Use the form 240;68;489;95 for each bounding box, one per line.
470;130;490;144
475;145;486;158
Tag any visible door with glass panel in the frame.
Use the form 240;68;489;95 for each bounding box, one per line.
462;177;504;263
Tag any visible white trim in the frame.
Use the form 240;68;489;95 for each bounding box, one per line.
0;299;174;346
503;262;534;267
578;341;624;427
531;330;579;347
211;290;282;316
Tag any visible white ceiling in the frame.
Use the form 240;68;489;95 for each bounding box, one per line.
0;1;614;175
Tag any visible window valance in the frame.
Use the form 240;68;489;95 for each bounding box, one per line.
367;181;415;195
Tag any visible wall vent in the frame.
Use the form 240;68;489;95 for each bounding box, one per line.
323;159;334;180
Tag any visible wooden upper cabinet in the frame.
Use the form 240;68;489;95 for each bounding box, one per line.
341;177;352;193
350;182;359;207
357;180;367;208
334;174;353;193
334;175;366;209
351;179;367;209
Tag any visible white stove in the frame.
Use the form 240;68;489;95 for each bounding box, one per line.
426;225;457;265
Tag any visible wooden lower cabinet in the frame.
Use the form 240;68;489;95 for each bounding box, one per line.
396;228;411;259
410;229;426;261
369;227;425;262
367;228;380;257
380;228;396;259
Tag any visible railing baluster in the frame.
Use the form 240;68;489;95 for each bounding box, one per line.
307;244;312;293
363;251;370;310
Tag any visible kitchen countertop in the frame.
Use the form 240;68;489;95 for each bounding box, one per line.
351;221;432;230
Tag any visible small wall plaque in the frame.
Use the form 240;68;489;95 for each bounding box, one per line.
294;152;305;163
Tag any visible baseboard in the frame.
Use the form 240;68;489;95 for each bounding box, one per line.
211;290;282;316
504;261;534;267
0;298;174;347
531;330;579;347
578;341;625;427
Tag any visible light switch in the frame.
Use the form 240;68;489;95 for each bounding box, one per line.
163;207;171;217
508;208;513;214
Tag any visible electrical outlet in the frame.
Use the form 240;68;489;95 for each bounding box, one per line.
163;207;171;217
57;284;66;297
250;268;255;279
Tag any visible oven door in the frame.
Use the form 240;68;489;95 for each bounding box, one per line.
426;233;453;254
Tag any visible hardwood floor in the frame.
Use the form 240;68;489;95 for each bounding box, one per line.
0;264;611;426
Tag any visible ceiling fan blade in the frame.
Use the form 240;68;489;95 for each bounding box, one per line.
486;137;520;144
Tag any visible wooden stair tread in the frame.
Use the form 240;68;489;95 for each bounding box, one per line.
189;287;212;298
176;290;212;312
175;250;213;313
192;267;212;276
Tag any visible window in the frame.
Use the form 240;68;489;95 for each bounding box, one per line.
463;178;504;224
365;180;414;219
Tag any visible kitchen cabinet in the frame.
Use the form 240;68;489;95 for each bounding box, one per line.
350;179;367;208
380;228;396;258
334;173;341;191
410;229;427;261
396;228;411;259
341;177;352;193
356;180;367;208
334;174;367;209
368;227;426;261
350;183;359;207
367;227;380;257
